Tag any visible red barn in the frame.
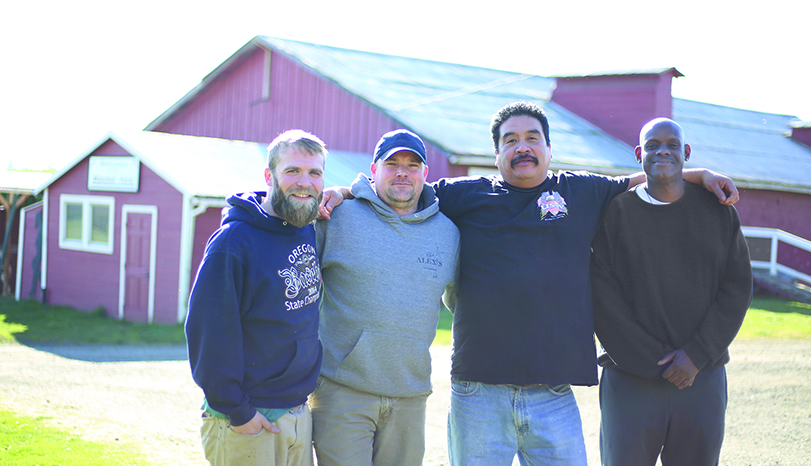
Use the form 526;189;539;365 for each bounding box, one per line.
18;36;811;322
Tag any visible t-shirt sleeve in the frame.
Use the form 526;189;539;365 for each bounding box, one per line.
591;173;630;219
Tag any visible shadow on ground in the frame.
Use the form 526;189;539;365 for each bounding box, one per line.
25;343;189;362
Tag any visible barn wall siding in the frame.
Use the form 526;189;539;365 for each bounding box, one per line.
552;73;675;147
190;207;225;289
738;189;811;276
45;144;183;323
154;48;457;181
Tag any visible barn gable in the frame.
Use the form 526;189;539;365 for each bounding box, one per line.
145;36;634;180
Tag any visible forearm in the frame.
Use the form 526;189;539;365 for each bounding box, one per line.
627;168;718;189
683;168;709;185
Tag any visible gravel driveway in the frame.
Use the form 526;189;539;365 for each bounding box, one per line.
1;339;809;465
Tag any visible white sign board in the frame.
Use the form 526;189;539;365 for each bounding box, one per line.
88;156;140;192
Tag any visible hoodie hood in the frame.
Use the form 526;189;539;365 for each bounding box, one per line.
348;174;440;224
223;191;304;233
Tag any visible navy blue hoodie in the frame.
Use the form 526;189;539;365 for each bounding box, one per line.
186;192;322;426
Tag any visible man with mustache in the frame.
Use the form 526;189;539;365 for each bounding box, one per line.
321;101;739;465
310;129;460;466
591;118;751;465
186;129;327;466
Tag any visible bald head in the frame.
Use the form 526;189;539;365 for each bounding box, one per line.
635;117;691;192
639;118;685;146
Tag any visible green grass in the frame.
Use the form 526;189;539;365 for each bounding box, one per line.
737;297;811;340
0;297;186;345
0;409;150;465
1;296;808;347
433;306;453;347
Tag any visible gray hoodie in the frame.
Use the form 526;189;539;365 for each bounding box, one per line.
315;174;460;397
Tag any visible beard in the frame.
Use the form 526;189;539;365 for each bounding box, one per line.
270;181;322;228
381;184;417;210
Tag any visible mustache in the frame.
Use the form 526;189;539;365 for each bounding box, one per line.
511;155;538;168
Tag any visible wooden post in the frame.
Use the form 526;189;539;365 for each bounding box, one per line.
0;193;29;295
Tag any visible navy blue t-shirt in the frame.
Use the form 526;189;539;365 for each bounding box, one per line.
434;171;628;386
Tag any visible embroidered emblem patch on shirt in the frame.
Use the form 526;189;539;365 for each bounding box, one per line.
537;191;568;221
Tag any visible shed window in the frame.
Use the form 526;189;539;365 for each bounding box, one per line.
59;194;115;254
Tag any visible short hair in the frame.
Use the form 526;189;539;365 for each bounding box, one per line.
267;130;327;170
490;101;551;153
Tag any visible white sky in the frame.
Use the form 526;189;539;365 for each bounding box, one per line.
2;0;809;171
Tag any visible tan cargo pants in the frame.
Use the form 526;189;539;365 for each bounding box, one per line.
200;403;313;466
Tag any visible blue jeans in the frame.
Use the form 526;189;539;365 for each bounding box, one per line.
448;380;588;466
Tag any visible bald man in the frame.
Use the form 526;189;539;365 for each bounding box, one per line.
590;118;753;466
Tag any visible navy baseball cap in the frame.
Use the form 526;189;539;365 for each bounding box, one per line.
373;129;427;164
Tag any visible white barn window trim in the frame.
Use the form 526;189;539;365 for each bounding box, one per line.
262;49;271;101
58;194;115;254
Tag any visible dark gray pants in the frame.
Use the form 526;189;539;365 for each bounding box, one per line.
599;365;727;466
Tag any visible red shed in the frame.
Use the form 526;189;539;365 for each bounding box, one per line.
20;130;368;323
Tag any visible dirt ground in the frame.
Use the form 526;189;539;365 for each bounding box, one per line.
1;339;809;465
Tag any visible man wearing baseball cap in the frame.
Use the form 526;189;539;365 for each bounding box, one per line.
310;129;460;466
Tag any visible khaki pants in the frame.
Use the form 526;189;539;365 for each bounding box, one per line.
310;377;428;466
201;403;313;466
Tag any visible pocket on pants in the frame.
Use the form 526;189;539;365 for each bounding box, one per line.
228;426;266;436
545;383;572;396
312;374;326;395
451;379;480;397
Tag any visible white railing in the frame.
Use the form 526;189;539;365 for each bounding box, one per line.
742;226;811;284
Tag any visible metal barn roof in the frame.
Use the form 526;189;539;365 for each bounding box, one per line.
257;36;635;170
674;99;811;192
35;131;369;199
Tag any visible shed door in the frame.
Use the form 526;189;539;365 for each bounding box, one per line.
124;213;151;322
119;205;157;323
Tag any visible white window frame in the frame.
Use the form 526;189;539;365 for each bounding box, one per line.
58;194;116;254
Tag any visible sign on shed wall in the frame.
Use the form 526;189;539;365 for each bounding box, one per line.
88;156;140;192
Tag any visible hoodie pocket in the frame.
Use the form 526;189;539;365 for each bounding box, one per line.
261;334;321;397
335;329;431;397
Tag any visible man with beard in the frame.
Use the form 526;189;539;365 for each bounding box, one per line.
591;118;751;465
320;102;740;465
310;129;460;466
186;129;326;466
